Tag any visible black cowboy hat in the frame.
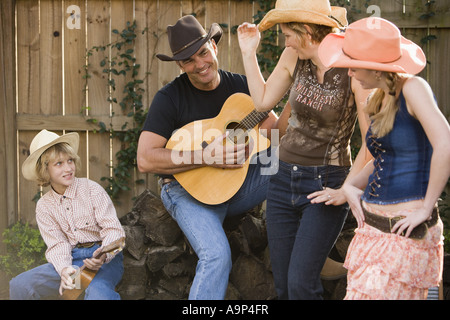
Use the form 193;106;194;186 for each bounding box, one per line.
156;15;223;62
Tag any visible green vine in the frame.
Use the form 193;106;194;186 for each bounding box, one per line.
252;1;281;76
83;21;148;201
420;0;437;46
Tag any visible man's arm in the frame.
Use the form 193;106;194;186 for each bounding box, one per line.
137;130;250;175
137;131;200;174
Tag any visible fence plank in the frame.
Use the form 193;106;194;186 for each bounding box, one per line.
16;0;40;224
350;0;450;28
133;0;159;195
426;27;450;118
230;0;254;74
86;0;110;116
86;0;112;190
111;0;134;113
40;0;63;115
135;0;151;116
157;0;182;88
64;0;87;116
205;0;230;71
16;0;40;114
0;0;17;237
18;130;42;224
110;0;135;214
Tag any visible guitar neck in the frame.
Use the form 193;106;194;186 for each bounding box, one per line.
240;110;270;130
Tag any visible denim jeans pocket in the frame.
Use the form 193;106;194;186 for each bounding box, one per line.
318;165;350;189
160;184;176;217
160;181;193;220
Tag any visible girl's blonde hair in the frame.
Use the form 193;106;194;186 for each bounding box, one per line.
35;143;81;187
282;22;338;47
365;72;406;137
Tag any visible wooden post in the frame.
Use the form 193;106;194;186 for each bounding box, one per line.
0;0;17;236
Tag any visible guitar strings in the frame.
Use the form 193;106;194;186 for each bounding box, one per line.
227;110;270;143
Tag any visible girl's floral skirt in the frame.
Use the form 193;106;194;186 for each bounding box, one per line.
344;202;444;300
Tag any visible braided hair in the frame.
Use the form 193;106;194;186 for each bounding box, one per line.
365;73;410;137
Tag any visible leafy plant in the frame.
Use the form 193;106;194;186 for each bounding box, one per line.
252;1;281;74
0;222;47;277
83;21;148;201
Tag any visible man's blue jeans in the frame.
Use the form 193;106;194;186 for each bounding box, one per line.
9;244;123;300
266;160;350;300
160;153;273;300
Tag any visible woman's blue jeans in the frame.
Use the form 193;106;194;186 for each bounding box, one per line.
160;153;273;300
9;244;124;300
266;160;350;300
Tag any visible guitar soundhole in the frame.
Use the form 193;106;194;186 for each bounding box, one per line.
226;122;249;145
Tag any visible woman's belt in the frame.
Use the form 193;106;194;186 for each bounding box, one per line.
361;203;439;240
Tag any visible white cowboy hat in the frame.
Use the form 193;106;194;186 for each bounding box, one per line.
258;0;348;31
22;129;79;182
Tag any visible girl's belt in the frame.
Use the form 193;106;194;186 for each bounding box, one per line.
361;203;439;240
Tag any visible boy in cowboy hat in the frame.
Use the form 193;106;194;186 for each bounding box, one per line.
237;0;373;299
10;130;125;300
319;17;450;300
137;15;277;300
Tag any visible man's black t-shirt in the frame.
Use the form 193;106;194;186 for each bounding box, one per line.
142;69;249;140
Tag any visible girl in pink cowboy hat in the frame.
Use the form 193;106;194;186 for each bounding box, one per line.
319;17;450;299
237;0;373;299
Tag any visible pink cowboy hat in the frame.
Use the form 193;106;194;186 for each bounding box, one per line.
318;17;426;74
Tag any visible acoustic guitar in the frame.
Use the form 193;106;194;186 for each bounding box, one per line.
61;237;125;300
165;93;270;205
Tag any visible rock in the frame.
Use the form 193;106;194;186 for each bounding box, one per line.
239;214;267;253
122;225;146;260
117;254;148;300
133;190;182;246
229;254;276;300
146;244;185;273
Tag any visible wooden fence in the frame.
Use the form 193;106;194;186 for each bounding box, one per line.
1;0;450;242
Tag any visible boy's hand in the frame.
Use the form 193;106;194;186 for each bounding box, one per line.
83;247;106;270
59;266;78;295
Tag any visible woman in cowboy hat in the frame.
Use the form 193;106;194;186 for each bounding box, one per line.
319;17;450;300
10;130;125;300
237;0;373;299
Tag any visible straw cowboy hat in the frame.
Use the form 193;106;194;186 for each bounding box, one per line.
22;129;79;182
318;17;426;74
258;0;348;31
156;15;223;61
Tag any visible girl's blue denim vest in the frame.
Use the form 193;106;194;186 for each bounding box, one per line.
362;91;432;205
